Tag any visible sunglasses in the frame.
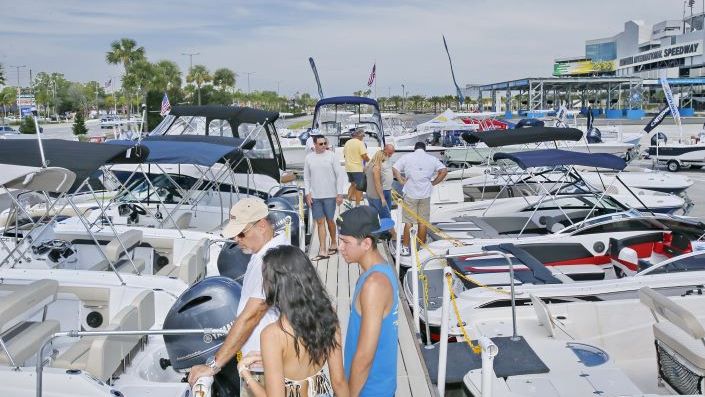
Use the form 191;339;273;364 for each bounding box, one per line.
236;222;257;239
317;142;328;146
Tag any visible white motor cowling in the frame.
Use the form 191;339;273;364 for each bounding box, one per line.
614;247;638;277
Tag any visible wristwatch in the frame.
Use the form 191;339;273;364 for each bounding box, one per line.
206;356;221;375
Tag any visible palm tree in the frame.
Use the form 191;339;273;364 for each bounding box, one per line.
186;65;212;105
105;38;146;70
212;68;236;95
152;60;182;92
106;38;145;114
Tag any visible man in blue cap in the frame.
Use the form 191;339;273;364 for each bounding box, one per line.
337;206;397;396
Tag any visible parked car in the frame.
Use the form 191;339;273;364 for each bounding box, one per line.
0;125;19;134
100;116;124;129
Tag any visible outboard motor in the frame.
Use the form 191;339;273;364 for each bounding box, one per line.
163;277;242;396
217;242;251;283
515;118;544;128
266;196;300;245
651;132;667;146
586;127;602;144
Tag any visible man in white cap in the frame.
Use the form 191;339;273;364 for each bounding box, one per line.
187;197;286;396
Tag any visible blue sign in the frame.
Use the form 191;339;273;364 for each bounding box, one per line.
20;107;34;117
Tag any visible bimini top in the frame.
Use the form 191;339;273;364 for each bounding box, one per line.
493;149;627;171
314;96;380;110
107;138;241;167
169;105;279;125
0;164;42;187
462;127;583;147
0;140;146;191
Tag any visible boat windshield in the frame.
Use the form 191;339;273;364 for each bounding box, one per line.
312;103;383;147
523;195;626;214
559;209;641;234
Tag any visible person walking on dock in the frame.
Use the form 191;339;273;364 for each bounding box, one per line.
305;135;345;260
364;144;396;240
337;206;397;397
343;127;370;207
393;142;447;256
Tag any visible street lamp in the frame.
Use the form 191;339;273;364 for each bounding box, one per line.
9;65;27;118
181;52;200;72
243;72;255;94
401;84;405;111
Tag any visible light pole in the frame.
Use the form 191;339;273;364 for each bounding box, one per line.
401;84;405;111
9;65;26;118
276;80;281;96
243;72;255;94
181;52;199;72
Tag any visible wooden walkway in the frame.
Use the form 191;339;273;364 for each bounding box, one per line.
308;230;435;397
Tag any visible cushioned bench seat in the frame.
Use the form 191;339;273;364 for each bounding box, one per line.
0;320;60;365
0;279;58;334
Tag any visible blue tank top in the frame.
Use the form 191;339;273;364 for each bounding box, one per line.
344;263;398;396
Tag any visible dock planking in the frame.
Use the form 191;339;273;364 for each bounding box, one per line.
308;226;435;397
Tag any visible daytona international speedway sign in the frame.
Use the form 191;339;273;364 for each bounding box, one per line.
618;41;702;69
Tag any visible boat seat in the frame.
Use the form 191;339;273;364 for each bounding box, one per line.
174;212;192;229
0;280;59;334
639;287;705;390
53;305;139;381
156;239;207;284
116;258;146;274
0;320;60;365
91;230;143;271
131;290;155;332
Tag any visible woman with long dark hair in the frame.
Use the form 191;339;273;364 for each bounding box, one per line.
238;246;348;397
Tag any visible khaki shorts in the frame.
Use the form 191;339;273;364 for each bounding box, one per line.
402;196;430;224
240;372;265;397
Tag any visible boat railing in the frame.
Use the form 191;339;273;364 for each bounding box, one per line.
36;328;229;397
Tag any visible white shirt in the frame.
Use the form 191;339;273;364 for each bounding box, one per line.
304;150;346;199
393;149;446;199
236;232;287;355
305;136;315;155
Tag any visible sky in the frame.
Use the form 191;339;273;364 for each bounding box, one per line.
0;0;696;97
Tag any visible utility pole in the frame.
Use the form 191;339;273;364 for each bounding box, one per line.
181;52;200;72
276;80;281;96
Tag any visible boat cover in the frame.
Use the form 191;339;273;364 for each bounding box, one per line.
0;140;146;191
106;139;239;167
493;149;626;171
169;105;279;125
462;127;583;147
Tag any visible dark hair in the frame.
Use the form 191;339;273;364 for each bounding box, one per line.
414;141;426;151
262;246;339;366
313;134;326;144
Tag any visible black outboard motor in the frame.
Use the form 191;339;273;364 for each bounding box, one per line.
586;127;602;144
651;132;667;146
515;118;544;128
217;242;251;283
266;196;300;246
163;277;242;396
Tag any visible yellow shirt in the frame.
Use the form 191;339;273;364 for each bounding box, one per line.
343;138;367;172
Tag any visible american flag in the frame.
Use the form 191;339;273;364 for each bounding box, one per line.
160;92;171;116
367;63;376;87
104;79;112;89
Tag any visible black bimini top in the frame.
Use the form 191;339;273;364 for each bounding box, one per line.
169;105;279;125
493;149;627;171
462;127;583;147
0;139;146;191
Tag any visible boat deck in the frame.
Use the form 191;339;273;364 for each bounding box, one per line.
308;232;435;397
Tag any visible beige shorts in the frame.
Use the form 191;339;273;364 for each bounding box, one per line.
402;196;430;224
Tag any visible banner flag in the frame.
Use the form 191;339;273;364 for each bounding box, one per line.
643;105;671;134
309;57;324;99
442;35;464;105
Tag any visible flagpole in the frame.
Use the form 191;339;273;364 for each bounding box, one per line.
374;60;377;100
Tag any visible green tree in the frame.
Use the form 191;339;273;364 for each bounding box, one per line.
106;38;146;115
0;86;17;121
152;60;182;92
73;111;88;135
213;68;236;94
186;65;212;105
408;95;426;112
19;116;37;134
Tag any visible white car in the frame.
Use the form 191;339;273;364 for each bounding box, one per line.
100;117;124;129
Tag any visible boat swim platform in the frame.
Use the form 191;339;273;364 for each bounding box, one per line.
308;232;436;397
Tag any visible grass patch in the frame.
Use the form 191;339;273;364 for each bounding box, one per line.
287;120;311;130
